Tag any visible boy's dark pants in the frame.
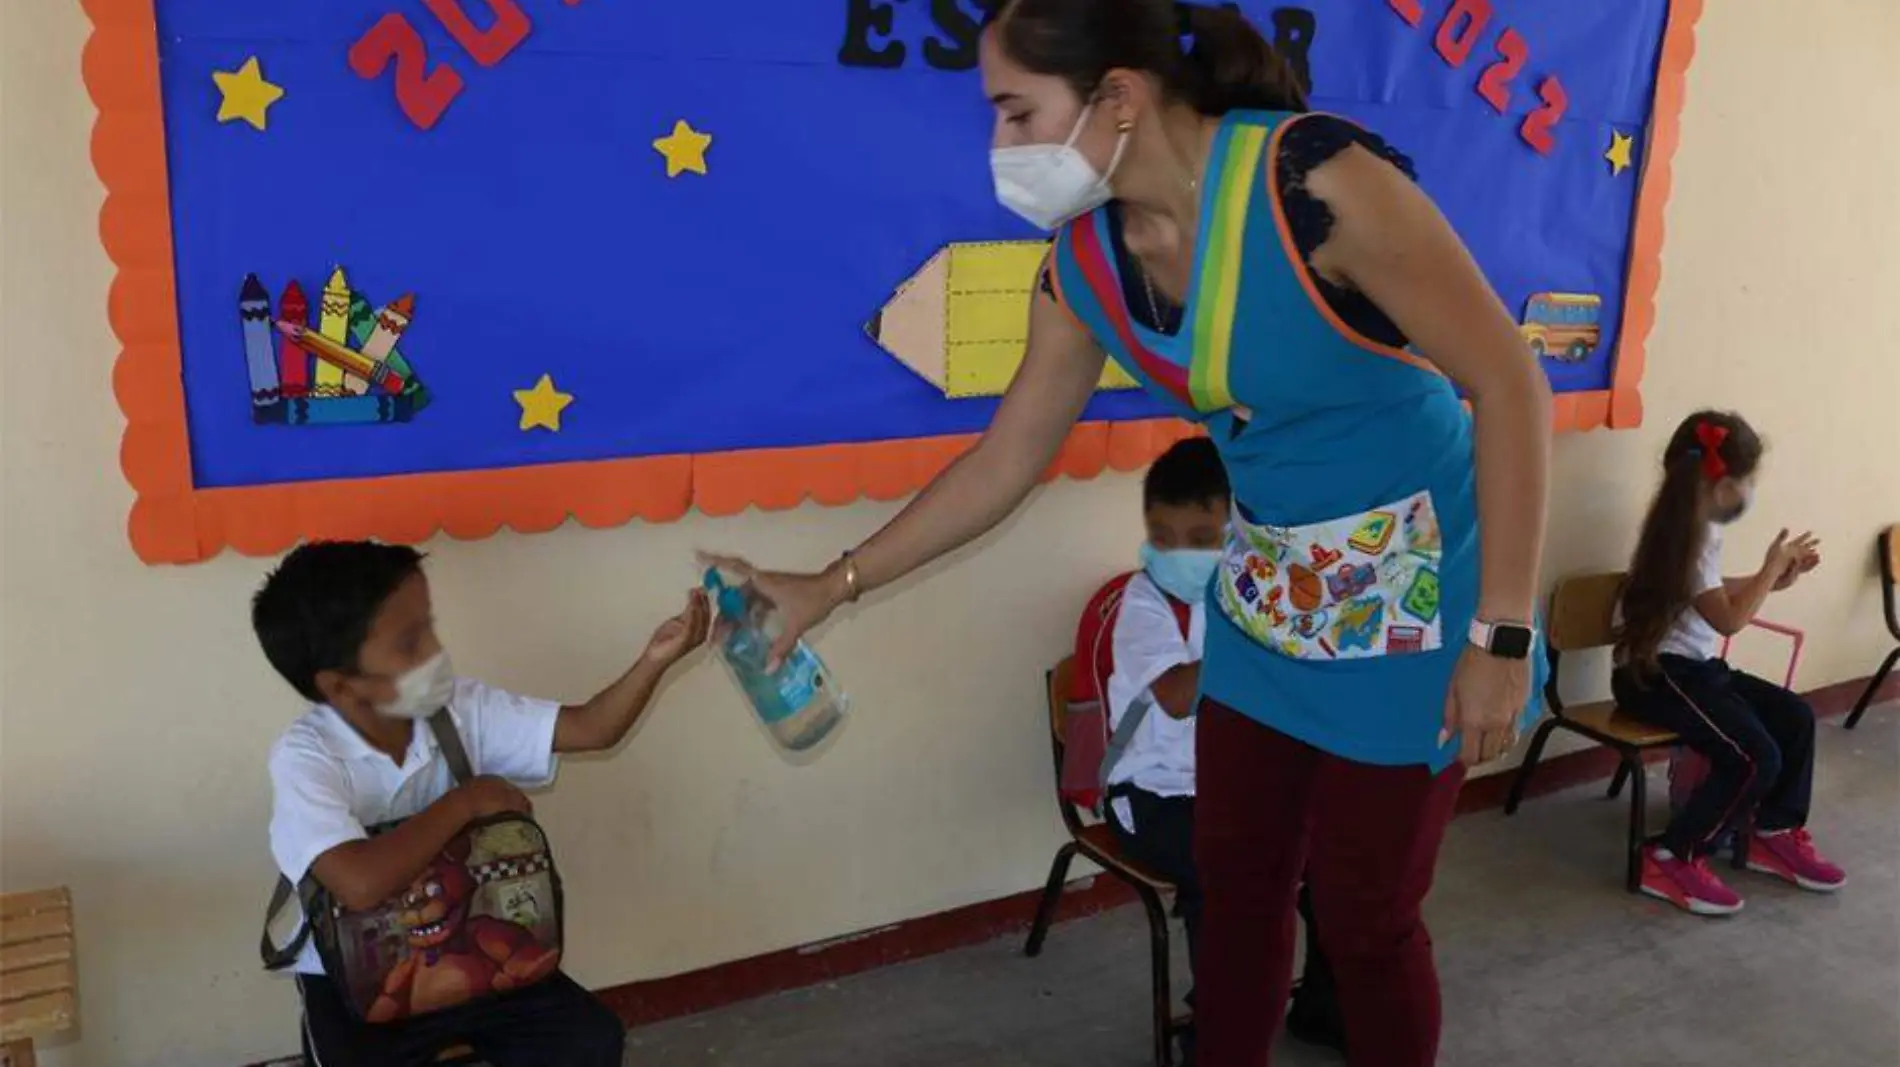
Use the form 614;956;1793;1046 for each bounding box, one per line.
299;972;623;1067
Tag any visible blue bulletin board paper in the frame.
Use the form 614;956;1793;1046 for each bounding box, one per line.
153;0;1670;490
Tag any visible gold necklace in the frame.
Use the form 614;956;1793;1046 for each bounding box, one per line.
1138;265;1180;334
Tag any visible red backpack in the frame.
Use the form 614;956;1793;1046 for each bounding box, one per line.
1058;572;1195;814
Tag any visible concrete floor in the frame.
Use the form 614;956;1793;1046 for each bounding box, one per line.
626;705;1899;1067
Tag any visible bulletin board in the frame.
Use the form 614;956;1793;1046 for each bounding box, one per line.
85;0;1701;563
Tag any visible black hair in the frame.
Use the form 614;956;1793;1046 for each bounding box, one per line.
1615;410;1763;673
251;541;427;702
1144;436;1230;511
983;0;1308;116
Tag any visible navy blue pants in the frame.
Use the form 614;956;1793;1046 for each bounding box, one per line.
299;972;622;1067
1612;656;1817;859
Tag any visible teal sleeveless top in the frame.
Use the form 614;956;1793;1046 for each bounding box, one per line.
1049;110;1544;771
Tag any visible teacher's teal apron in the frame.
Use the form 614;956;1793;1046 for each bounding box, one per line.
1049;110;1543;770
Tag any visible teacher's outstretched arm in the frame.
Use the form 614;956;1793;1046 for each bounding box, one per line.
705;261;1108;667
1308;143;1553;766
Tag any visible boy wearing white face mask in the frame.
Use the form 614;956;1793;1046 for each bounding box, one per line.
255;541;709;1066
1103;438;1342;1061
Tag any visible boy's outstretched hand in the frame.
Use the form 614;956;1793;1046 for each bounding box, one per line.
643;588;713;667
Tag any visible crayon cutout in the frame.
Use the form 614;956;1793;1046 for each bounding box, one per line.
254;392;420;426
239;273;282;406
277;280;312;398
316;267;361;395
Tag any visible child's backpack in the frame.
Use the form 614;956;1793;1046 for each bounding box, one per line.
1058;572;1195;814
260;711;565;1023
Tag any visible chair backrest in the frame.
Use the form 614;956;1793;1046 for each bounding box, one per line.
1547;571;1627;653
1043;657;1088;837
1046;657;1074;744
1542;571;1627;720
1879;525;1899;639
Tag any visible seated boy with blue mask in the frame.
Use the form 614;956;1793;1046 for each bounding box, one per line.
1105;438;1344;1061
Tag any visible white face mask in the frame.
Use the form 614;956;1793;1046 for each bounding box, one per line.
990;103;1129;232
374;650;456;720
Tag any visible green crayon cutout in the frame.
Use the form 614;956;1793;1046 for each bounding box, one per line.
348;293;431;411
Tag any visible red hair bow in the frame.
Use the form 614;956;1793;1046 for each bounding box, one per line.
1694;421;1729;480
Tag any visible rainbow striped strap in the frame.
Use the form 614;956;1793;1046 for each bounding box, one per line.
1186;118;1272;413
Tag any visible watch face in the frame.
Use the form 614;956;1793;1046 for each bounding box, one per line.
1490;625;1534;659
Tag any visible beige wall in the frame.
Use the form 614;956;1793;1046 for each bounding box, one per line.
4;1;1897;1063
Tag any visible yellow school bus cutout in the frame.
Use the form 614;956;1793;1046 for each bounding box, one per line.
1519;292;1603;363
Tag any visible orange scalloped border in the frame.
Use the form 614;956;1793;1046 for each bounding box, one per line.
85;0;1696;565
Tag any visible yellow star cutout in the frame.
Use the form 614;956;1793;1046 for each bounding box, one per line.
653;120;712;178
514;374;574;432
1605;130;1635;177
212;57;285;131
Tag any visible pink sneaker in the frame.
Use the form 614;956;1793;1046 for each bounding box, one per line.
1748;828;1847;892
1640;845;1745;916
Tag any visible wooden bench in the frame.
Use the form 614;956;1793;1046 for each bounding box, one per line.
1;889;77;1067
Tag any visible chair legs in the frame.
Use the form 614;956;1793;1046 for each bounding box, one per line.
1023;841;1078;958
1607;761;1632;800
1503;717;1560;816
1024;842;1177;1067
1623;753;1649;894
1844;647;1897;730
1134;883;1176;1067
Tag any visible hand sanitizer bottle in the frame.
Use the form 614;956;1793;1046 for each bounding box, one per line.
702;567;847;753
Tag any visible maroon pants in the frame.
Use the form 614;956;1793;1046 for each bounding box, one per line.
1193;698;1466;1067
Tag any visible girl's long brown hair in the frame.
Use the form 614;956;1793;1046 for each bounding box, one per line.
1615;410;1762;674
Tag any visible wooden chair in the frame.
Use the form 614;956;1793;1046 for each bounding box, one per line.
1024;657;1187;1067
1;889;78;1067
1845;524;1898;730
1504;573;1682;893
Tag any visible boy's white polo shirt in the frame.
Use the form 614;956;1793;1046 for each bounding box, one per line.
1104;571;1205;832
267;677;560;974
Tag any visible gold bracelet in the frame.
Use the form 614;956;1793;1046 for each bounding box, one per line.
840;552;862;603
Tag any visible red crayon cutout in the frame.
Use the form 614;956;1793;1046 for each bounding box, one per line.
277;280;312;398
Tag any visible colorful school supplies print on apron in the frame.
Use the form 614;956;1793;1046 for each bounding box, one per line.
1217;490;1445;662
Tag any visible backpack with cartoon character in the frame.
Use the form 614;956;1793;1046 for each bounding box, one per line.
259;711;566;1022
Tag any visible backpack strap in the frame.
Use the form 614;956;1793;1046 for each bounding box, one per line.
1167;594;1194;640
1096;589;1199;786
1098;693;1155;787
426;707;474;783
260;873;322;970
260;709;471;970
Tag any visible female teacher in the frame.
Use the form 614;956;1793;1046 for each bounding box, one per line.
716;1;1551;1063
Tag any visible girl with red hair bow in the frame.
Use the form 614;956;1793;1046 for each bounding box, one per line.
1612;410;1842;916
